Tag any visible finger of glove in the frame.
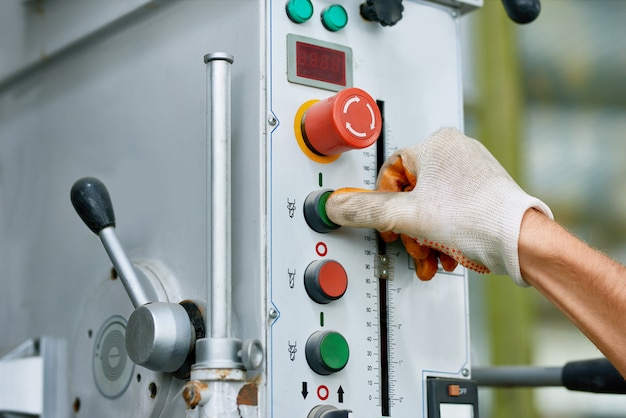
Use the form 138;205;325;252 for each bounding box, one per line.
325;189;416;232
380;230;399;243
439;251;458;272
401;234;430;260
377;154;417;192
414;250;438;281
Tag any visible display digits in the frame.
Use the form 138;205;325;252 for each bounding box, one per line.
296;42;346;86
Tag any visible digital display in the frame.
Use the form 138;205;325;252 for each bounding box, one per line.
296;41;346;86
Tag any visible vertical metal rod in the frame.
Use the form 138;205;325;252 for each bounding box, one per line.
205;53;234;339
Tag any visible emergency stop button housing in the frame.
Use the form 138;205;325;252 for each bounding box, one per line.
302;87;382;156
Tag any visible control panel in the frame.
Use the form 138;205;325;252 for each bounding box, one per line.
269;2;476;417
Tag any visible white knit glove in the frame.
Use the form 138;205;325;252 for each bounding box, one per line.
325;128;553;286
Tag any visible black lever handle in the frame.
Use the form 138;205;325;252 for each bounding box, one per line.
563;358;626;394
473;358;626;394
70;176;153;308
70;177;115;234
501;0;541;24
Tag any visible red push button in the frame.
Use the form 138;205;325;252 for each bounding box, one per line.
304;260;348;304
302;87;382;156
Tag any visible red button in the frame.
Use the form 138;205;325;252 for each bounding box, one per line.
318;261;347;298
302;87;382;156
304;260;348;304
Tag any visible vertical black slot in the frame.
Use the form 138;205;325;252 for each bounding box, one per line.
376;100;390;417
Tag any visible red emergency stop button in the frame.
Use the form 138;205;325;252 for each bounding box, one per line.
302;87;382;156
304;260;348;304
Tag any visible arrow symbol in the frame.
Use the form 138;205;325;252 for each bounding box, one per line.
301;382;308;399
337;385;344;403
343;96;360;114
345;122;367;138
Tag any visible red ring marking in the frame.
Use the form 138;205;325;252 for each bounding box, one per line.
315;242;328;257
317;385;329;400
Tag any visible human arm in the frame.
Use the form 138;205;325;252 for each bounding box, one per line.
520;209;626;377
326;127;626;376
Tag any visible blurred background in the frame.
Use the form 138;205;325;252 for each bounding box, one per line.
463;0;626;417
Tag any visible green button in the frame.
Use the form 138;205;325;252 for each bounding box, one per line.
317;190;339;229
321;5;348;32
319;332;349;371
286;0;314;23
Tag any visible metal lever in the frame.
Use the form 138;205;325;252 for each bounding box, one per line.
71;177;196;374
473;358;626;394
70;177;155;308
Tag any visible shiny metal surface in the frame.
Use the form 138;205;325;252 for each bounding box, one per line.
126;302;193;372
99;226;154;308
205;53;235;340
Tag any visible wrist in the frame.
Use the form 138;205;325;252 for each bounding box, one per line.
518;208;555;284
481;188;553;286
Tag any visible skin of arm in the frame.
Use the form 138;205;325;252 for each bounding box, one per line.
519;209;626;376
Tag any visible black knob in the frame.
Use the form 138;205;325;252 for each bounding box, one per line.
501;0;541;24
308;405;353;418
71;177;116;234
360;0;403;27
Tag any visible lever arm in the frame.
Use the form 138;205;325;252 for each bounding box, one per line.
71;177;153;308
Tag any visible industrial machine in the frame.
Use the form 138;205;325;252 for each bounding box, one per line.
0;0;572;417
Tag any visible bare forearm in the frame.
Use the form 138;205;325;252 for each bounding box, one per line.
519;209;626;375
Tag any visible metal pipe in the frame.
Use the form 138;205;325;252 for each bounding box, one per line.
204;52;234;339
99;226;151;308
472;366;562;387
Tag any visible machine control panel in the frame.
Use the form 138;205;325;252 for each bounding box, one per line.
270;2;475;417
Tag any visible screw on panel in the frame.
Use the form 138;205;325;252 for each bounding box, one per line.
268;115;277;126
462;368;470;377
268;308;278;319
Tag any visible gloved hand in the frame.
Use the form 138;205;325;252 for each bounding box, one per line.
325;128;553;286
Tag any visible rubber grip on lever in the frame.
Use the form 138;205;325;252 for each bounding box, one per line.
563;358;626;394
71;177;116;234
501;0;541;24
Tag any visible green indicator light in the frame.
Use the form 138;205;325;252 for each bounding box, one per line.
321;5;348;32
286;0;314;24
320;332;349;371
317;191;339;229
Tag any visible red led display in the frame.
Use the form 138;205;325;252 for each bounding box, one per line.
296;42;346;86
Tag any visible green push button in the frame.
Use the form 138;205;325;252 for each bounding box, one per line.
321;5;348;32
306;330;349;375
286;0;314;23
320;332;349;370
303;189;341;233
